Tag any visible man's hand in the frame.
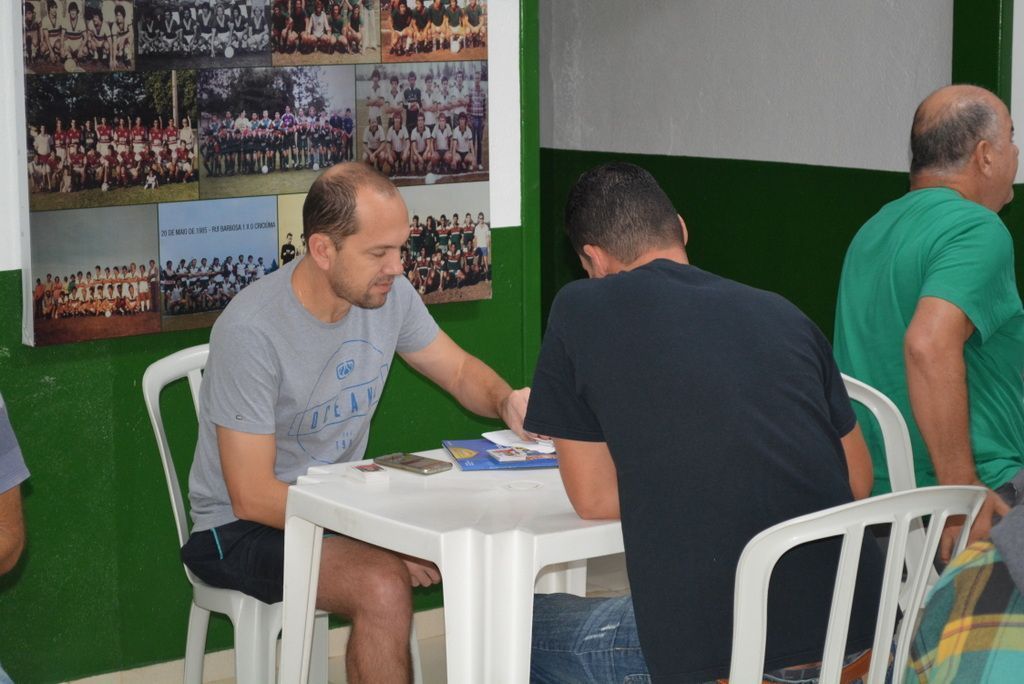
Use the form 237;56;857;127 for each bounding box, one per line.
399;553;441;587
498;387;531;439
939;487;1011;563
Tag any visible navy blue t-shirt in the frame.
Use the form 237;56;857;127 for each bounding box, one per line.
525;260;883;683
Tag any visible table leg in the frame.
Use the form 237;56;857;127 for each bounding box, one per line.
438;529;485;684
280;515;324;684
483;531;536;684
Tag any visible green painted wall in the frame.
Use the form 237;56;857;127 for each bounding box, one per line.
952;0;1013;100
0;2;541;681
539;149;911;335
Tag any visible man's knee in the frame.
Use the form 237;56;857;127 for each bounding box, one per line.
318;540;413;620
350;559;412;619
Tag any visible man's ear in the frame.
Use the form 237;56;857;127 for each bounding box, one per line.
975;139;995;178
678;215;688;246
581;244;608;278
307;233;337;270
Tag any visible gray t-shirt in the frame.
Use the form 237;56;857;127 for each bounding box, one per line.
188;258;440;531
0;393;30;495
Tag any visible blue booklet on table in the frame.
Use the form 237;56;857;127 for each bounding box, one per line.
442;438;559;471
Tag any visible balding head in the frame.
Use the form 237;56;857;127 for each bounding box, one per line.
302;162;398;246
909;84;1018;211
911;85;1003;176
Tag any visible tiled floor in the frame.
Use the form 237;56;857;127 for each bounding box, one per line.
67;554;629;684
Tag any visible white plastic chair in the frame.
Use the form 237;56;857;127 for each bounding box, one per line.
728;485;986;684
843;373;942;614
842;375;916;493
143;344;330;684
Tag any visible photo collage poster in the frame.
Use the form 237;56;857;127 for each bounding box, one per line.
21;0;492;346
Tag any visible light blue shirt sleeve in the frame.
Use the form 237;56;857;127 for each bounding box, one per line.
0;393;30;494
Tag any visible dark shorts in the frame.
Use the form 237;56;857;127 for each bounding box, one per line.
181;519;286;604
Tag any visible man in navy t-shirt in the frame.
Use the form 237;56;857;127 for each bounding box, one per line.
527;163;883;683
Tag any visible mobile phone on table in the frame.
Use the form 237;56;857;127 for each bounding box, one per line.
373;452;453;475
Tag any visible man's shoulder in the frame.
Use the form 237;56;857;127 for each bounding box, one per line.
869;187;1003;234
552;263;808;328
211;265;290;333
849;188;1010;267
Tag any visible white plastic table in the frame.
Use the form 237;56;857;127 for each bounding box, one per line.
279;449;624;684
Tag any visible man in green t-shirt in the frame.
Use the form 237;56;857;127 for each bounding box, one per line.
835;84;1020;557
444;0;463;44
463;0;485;47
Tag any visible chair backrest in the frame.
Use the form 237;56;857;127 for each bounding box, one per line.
728;485;986;684
843;374;936;608
142;344;210;583
842;374;915;493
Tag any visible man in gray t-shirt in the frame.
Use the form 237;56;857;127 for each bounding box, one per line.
188;256;439;532
181;163;530;683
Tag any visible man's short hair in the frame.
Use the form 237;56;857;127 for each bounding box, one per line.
564;162;682;264
302;165;397;247
911;97;998;175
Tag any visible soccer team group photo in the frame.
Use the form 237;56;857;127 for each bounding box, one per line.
21;0;495;347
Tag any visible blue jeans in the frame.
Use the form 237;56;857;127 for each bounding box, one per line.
532;594;650;683
531;594;876;684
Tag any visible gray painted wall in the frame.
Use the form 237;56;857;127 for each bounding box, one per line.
540;0;954;172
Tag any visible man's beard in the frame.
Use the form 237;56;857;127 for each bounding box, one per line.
329;273;395;310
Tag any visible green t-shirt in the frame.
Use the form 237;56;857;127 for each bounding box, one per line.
834;187;1024;493
444;5;462;25
464;4;483;25
330;14;348;33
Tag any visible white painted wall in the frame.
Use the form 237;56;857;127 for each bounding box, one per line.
0;1;521;274
2;1;32;274
541;0;954;173
1010;1;1024;182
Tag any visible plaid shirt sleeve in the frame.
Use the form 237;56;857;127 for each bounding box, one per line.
906;541;1024;682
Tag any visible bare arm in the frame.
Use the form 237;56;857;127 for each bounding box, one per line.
554;438;619;520
217;426;289;529
904;296;976;485
400;330;529;436
905;296;1010;558
841;423;872;500
0;486;25;575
